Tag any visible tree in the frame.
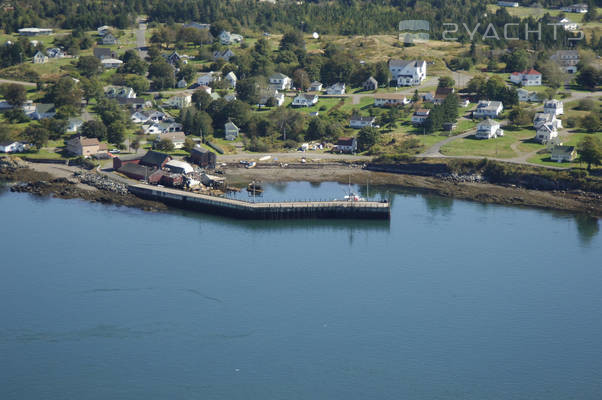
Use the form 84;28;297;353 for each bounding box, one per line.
357;127;379;151
504;49;529;72
280;31;305;52
236;78;259;104
191;90;212;110
183;137;195;152
95;98;126;127
509;106;534;127
580;112;601;132
577;66;601;90
80;120;107;140
1;83;26;107
156;138;175;151
77;56;101;77
107;121;126;145
577;136;602;170
148;58;175;89
125;75;150;94
438;76;455;88
80;77;103;101
46;77;83;110
293;69;310;91
120;50;148;75
22;125;49;149
131;137;141;153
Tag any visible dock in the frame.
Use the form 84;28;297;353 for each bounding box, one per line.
129;184;390;220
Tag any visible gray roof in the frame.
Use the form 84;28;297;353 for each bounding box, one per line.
551;145;575;156
270;72;289;80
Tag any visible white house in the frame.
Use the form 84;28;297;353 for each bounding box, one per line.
258;89;285;107
156;132;186;149
497;1;519;6
509;68;542;86
32;51;47;64
556;17;579;31
67;118;84;133
335;137;357;153
31;103;56;120
517;88;541;102
551;50;579;74
544;99;564;116
533;112;562;130
102;33;118;45
292;94;318;107
46;47;64;58
144;122;182;135
101;58;123;69
561;3;588;13
224;71;237;88
106;86;136;99
325;83;346;95
197;72;219;86
475;119;504;139
374;93;410;107
550;145;577;162
269;73;292;90
411;109;430;125
212;49;235;62
97;25;112;36
388;59;427;86
218;31;243;45
165;94;192;109
309;81;323;91
535;123;558;144
473;100;503;118
0;141;26;153
349;116;375;129
225;121;239;140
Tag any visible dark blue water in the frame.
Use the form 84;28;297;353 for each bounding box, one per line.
1;183;601;399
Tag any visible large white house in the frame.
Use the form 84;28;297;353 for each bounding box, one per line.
551;50;579;74
225;121;239;140
535;123;558;144
165;94;192;109
325;83;346;95
533;112;562;130
562;3;588;13
497;1;519;6
475;119;504;139
374;93;410;107
509;68;542;86
473;100;503;118
544;99;564;116
388;59;427;86
349;116;375;129
517;89;541;102
224;71;237;88
335;137;357;153
292;94;318;107
197;72;219;86
269;73;292;90
411;109;430;125
218;31;243;45
0;141;26;153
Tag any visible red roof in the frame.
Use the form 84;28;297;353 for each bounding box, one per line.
522;68;541;75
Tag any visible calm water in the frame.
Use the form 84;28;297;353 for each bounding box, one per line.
1;182;601;400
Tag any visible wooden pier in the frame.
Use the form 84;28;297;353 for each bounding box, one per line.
129;184;390;220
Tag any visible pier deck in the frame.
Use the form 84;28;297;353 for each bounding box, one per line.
129;184;390;220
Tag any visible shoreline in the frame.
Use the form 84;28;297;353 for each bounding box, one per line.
225;166;602;218
1;157;601;218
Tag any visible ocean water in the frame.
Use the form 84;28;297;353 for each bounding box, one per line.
1;182;601;399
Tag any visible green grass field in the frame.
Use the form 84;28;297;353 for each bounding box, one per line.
440;128;534;158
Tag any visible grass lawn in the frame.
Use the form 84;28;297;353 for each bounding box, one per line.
440;128;534;158
338;96;373;112
411;132;450;148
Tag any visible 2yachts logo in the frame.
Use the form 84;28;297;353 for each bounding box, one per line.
399;20;584;42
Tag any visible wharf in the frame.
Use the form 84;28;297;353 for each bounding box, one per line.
129;183;390;220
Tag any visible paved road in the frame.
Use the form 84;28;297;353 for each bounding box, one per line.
135;19;148;59
0;78;36;87
218;152;371;163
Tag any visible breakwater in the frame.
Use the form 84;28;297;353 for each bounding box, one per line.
129;184;390;220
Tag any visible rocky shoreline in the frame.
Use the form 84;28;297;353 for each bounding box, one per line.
1;157;601;218
0;158;166;212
